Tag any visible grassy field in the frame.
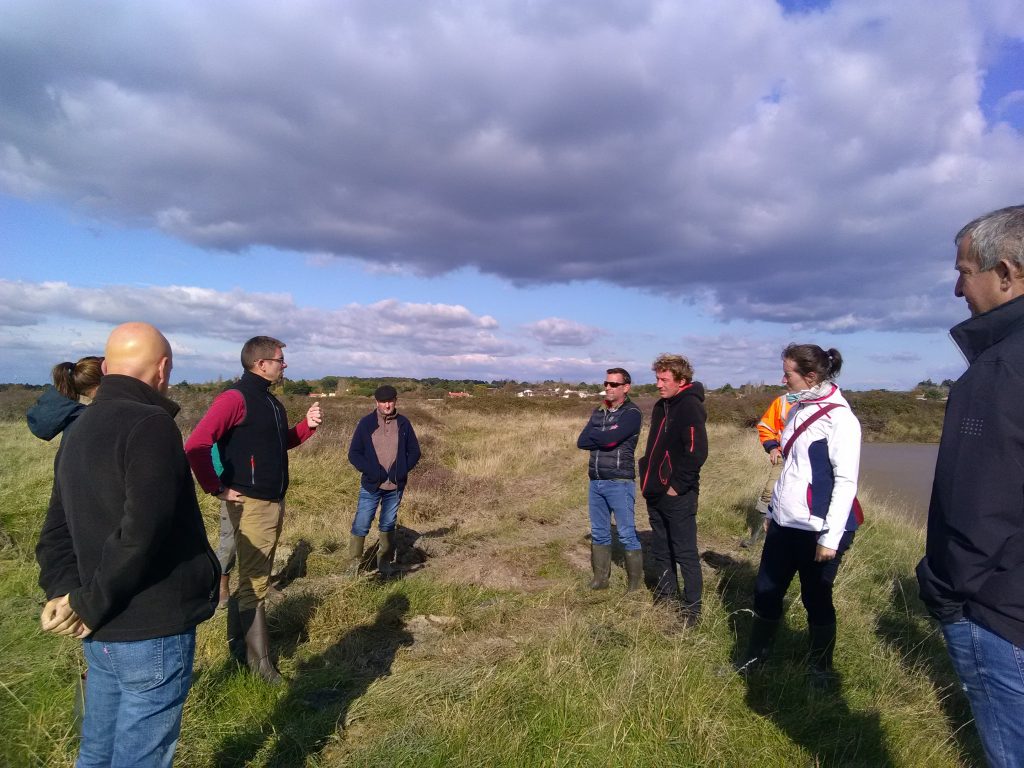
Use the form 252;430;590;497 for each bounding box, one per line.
0;394;979;767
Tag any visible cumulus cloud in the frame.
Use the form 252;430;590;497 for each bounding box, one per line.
0;0;1021;333
0;279;623;381
524;317;601;346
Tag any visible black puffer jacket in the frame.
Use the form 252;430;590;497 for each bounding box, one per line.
917;294;1024;647
36;375;220;641
638;383;709;499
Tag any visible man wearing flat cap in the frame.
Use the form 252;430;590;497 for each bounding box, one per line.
346;385;421;576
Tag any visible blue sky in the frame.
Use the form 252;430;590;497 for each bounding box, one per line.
1;0;1022;389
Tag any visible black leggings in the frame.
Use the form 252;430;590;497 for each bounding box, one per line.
753;521;854;626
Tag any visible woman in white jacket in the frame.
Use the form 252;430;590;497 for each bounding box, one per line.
736;344;862;686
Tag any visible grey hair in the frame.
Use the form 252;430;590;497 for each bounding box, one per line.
955;205;1024;271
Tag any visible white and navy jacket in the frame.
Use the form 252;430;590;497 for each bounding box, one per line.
769;384;862;550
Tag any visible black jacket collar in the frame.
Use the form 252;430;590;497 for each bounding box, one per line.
950;294;1024;364
93;374;180;418
239;369;273;391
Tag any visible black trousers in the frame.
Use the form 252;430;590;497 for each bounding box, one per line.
646;490;702;611
753;521;854;626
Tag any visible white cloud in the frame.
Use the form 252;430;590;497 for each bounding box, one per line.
523;317;601;346
0;0;1021;334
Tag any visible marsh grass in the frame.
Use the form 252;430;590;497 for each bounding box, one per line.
0;396;982;767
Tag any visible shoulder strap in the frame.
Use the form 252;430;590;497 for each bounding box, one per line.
781;403;843;458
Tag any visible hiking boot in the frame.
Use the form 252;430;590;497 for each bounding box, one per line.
624;549;644;592
240;603;282;685
808;622;837;689
346;535;365;577
735;614;779;677
589;544;612;590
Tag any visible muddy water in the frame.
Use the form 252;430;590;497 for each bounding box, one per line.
858;443;939;528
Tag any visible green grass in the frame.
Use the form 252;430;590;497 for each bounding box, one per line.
0;397;981;767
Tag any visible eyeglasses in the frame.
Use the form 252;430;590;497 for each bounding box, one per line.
262;357;285;365
603;381;626;388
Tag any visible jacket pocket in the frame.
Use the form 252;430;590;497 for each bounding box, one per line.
658;453;672;487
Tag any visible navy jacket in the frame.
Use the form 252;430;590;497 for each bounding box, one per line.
638;383;709;499
26;385;86;441
348;411;421;492
577;398;642;481
36;375;220;641
917;294;1024;647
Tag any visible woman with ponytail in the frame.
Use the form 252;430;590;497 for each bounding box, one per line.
736;343;862;687
26;356;104;440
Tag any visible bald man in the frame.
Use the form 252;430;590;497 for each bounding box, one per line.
36;322;220;768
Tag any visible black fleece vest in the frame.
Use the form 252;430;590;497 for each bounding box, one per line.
218;371;290;500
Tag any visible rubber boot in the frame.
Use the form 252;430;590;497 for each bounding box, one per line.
624;549;644;592
589;544;612;590
346;535;365;577
218;573;230;609
740;508;768;549
735;614;779;677
226;597;246;665
240;603;282;685
377;530;394;578
808;622;837;689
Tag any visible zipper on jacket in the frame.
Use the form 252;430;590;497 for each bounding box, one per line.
690;426;695;452
640;405;667;494
250;455;255;485
269;395;285;496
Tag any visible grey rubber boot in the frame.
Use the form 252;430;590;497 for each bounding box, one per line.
240;603;282;685
624;550;644;592
808;622;837;689
589;544;612;590
735;614;779;677
377;530;394;577
346;535;365;576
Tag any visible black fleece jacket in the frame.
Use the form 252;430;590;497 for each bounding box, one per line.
638;382;709;499
917;294;1024;647
36;375;220;641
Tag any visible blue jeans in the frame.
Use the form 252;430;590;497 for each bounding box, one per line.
351;486;403;537
588;479;640;550
78;630;196;768
942;617;1024;768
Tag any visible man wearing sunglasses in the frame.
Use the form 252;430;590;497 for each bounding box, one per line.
576;368;644;592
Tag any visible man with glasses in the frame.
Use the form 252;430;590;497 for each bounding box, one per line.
576;368;644;591
186;335;322;683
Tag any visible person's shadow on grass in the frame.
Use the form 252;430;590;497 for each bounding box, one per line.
706;550;896;768
874;574;985;764
214;593;414;767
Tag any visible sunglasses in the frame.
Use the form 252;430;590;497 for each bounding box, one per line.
603;381;626;388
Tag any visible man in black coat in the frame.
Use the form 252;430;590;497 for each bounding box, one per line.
36;322;220;767
638;353;708;626
916;205;1024;767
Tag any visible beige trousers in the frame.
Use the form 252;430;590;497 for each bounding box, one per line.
226;496;285;610
757;459;784;510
